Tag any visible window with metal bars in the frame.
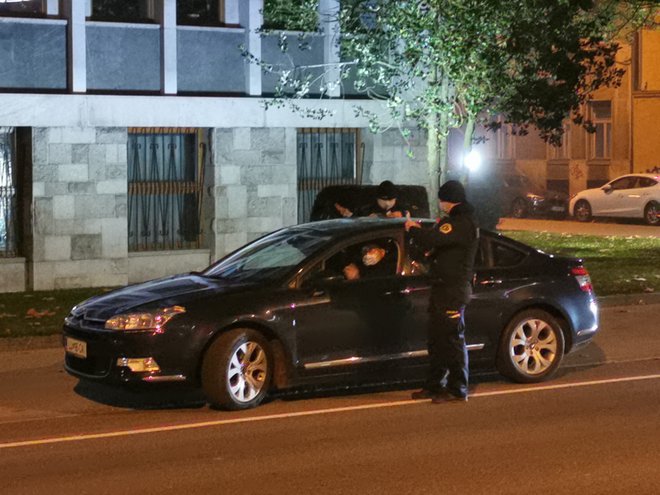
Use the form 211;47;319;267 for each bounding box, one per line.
297;128;363;223
127;128;207;252
0;127;19;258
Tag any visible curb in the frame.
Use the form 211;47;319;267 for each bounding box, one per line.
0;293;658;353
597;292;660;307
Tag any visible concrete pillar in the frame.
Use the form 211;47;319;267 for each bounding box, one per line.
240;0;263;96
65;0;87;93
319;0;340;97
161;0;178;94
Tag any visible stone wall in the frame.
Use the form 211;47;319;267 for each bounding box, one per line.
211;128;297;261
31;127;129;290
366;128;430;187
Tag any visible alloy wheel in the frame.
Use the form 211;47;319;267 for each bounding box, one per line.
644;202;659;226
508;318;559;376
226;341;268;403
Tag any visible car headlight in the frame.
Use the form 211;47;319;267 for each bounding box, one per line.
105;306;186;331
526;193;544;203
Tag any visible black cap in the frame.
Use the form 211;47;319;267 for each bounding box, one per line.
377;180;397;200
437;180;466;203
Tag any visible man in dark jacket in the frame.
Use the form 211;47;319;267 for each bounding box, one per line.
405;180;479;403
335;180;408;218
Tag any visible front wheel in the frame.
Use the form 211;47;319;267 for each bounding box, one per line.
202;328;272;410
496;310;565;383
573;200;592;222
644;201;659;226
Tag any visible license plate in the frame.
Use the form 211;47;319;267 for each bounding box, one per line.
65;337;87;359
550;206;565;212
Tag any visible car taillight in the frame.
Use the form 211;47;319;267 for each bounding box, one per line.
571;266;593;292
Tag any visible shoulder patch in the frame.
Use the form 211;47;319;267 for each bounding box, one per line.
439;223;453;234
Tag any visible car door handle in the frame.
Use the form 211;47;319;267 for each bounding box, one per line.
311;289;326;297
480;278;503;286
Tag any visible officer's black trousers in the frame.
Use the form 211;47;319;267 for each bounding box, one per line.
425;303;469;398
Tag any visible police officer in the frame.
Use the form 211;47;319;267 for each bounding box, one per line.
404;180;478;403
335;180;408;218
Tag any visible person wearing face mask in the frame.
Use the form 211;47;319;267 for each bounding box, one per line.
404;180;479;404
334;181;408;219
342;244;390;280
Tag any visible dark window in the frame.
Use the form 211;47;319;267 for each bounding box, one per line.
610;176;638;190
127;128;207;252
0;128;19;257
492;241;526;267
638;177;657;188
177;0;225;26
297;128;363;223
90;0;157;23
0;0;46;17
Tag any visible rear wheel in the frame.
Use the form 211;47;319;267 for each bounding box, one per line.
511;198;528;218
202;328;272;410
644;201;659;226
497;310;565;383
574;200;592;222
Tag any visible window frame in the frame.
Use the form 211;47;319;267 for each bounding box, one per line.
588;101;612;160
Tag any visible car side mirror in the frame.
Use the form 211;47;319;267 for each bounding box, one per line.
602;184;612;192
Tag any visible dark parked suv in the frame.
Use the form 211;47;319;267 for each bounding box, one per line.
310;184;430;220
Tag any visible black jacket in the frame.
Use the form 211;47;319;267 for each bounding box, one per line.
407;202;479;306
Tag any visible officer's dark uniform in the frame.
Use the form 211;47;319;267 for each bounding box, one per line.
407;182;478;400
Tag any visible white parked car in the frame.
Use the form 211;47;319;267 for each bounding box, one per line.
569;173;660;225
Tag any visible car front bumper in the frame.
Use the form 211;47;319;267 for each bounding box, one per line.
62;323;201;385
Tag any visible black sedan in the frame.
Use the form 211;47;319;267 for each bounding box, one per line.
63;219;599;410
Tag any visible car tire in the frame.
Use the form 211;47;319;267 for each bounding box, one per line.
643;201;659;226
574;200;592;222
511;198;528;218
496;309;565;383
202;328;272;410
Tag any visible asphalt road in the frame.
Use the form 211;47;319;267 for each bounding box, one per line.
0;303;659;495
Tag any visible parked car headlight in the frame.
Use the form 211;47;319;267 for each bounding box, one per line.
105;306;186;331
526;193;544;204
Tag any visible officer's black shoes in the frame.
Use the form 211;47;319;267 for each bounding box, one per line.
430;390;468;404
410;389;439;400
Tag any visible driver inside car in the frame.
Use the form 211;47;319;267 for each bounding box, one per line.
343;244;390;280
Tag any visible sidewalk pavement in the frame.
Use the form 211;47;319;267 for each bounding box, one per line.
0;292;658;354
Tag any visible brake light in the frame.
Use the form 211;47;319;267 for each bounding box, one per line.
571;266;593;292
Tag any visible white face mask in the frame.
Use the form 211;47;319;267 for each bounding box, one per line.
362;250;382;266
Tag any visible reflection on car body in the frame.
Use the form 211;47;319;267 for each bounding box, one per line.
63;219;599;410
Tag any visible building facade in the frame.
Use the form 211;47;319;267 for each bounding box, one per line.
480;31;660;198
0;0;430;293
2;1;657;294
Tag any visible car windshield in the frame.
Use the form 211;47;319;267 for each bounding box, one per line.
202;229;332;283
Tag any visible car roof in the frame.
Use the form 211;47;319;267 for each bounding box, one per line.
614;173;660;180
293;217;408;236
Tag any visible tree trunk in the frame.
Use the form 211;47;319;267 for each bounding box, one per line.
460;116;476;185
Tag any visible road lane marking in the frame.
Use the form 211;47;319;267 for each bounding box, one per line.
1;373;659;450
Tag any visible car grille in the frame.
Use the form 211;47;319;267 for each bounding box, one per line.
65;353;112;378
64;325;114;378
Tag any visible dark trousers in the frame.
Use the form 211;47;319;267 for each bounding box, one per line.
425;303;469;398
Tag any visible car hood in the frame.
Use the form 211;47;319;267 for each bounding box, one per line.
71;274;256;321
